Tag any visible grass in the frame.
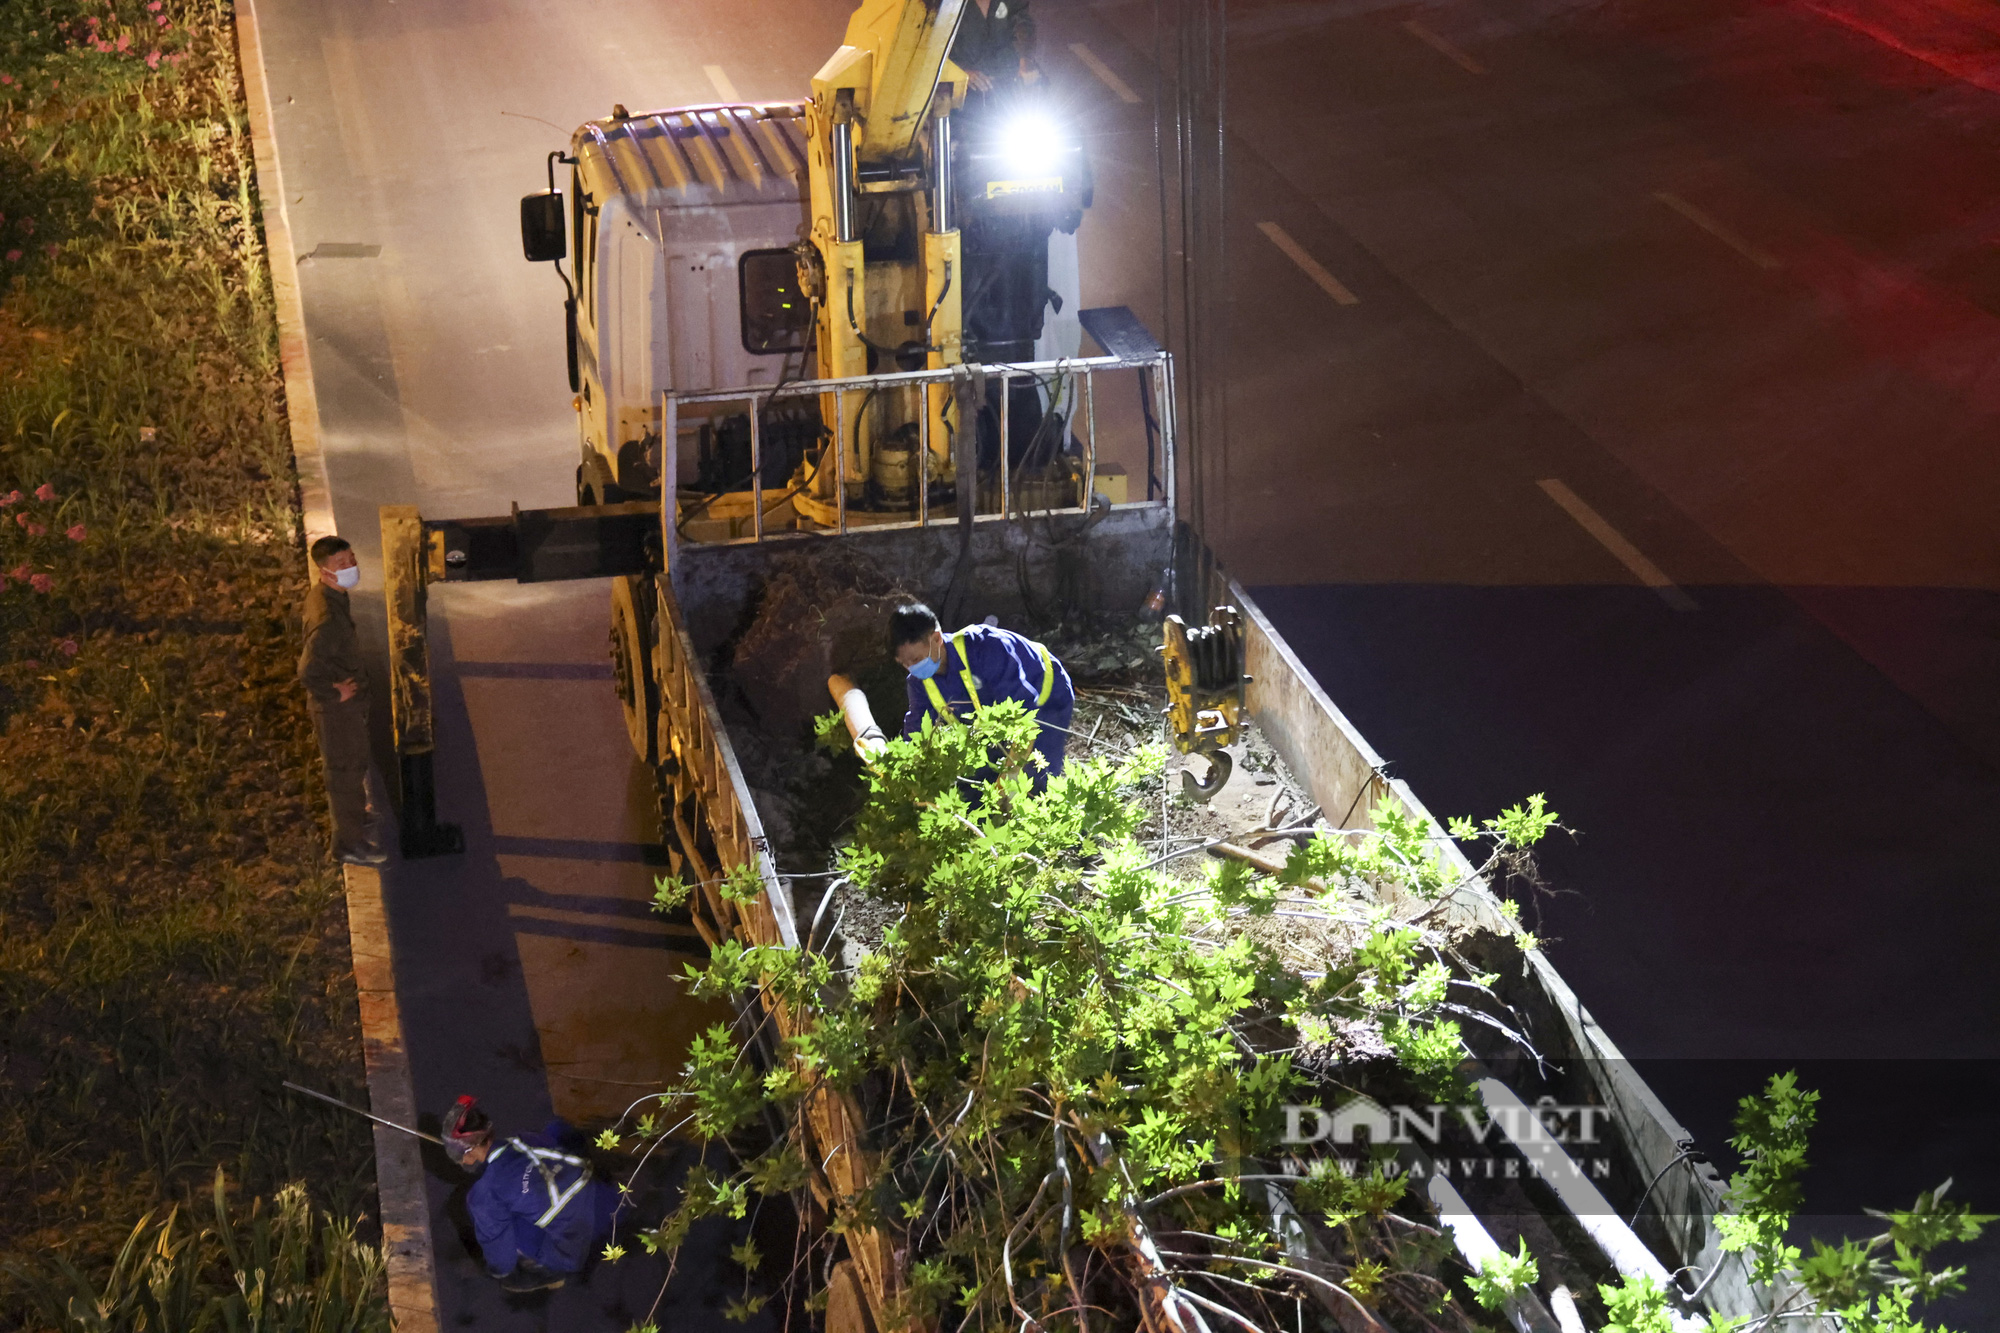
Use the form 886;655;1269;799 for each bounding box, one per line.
0;0;377;1322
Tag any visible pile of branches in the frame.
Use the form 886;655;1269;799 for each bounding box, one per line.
626;704;1558;1331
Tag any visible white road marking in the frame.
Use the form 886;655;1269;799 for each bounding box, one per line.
1257;221;1360;306
1653;191;1781;270
704;64;740;101
1070;42;1142;103
1538;479;1698;611
1401;19;1485;74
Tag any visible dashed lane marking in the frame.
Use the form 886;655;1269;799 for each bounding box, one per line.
1402;19;1485;74
1654;191;1782;271
704;64;740;101
1070;42;1143;103
1257;221;1360;306
1538;479;1699;612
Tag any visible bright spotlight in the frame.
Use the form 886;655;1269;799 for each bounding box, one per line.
997;113;1066;175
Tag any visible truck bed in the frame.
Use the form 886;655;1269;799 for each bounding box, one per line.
644;506;1766;1330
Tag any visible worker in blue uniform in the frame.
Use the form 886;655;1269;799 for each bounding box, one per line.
891;602;1074;785
442;1096;623;1294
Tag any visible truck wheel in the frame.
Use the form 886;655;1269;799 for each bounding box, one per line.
610;574;658;765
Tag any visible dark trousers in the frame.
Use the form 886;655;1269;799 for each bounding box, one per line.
309;699;372;853
1034;700;1073;788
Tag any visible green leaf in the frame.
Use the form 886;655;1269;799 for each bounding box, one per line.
1467;1237;1539;1311
1599;1274;1674;1333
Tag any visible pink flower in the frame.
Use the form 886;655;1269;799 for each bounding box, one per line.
86;14;100;26
7;564;28;582
66;523;85;541
147;0;162;9
4;251;19;263
116;32;131;51
58;639;78;657
26;523;44;537
13;513;27;528
23;659;39;670
0;493;14;508
20;219;31;235
35;484;55;501
0;75;13;87
43;244;56;258
146;49;160;69
156;14;168;26
30;574;52;593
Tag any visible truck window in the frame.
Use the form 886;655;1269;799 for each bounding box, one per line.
738;249;809;354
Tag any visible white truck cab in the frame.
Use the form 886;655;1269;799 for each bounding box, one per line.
531;100;1081;515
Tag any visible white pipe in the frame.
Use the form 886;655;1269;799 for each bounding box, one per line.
827;674;886;760
1549;1287;1590;1333
1425;1172;1560;1333
1475;1078;1703;1332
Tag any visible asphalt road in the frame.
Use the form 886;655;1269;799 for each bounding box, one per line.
256;0;2000;1323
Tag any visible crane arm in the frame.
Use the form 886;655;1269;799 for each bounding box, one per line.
814;0;967;162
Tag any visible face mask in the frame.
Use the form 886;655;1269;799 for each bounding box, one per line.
333;564;360;590
908;652;941;681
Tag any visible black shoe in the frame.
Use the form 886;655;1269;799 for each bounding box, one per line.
338;844;389;866
499;1261;566;1294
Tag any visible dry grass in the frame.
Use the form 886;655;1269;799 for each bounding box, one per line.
0;0;372;1320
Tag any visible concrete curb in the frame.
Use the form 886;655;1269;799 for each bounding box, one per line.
232;2;441;1328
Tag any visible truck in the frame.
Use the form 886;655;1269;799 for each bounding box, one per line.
371;2;1791;1329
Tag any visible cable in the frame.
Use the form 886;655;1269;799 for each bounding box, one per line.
1629;1138;1706;1228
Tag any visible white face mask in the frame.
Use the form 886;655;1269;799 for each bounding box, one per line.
333;564;360;590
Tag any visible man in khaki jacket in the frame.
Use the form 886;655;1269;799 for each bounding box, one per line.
298;535;384;865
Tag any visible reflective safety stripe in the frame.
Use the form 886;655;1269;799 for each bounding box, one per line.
536;1172;590;1228
954;632;982;713
921;674;951;720
499;1137;593;1229
921;632;1057;722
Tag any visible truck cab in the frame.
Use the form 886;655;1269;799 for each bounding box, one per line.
547;99;1086;532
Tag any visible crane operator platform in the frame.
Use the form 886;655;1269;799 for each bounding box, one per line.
892;602;1074;784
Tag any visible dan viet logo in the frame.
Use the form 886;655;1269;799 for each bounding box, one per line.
1277;1094;1615;1183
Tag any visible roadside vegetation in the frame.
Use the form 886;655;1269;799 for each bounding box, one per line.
0;0;380;1324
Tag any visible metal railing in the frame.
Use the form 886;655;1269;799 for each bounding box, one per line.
660;350;1175;554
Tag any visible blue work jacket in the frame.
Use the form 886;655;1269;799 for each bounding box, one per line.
468;1122;619;1276
903;624;1075;777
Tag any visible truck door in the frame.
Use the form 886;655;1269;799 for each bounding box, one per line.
612;222;662;494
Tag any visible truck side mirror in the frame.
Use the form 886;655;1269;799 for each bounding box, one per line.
520;190;565;262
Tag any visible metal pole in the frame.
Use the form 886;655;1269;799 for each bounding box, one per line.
832;121;857;244
834;389;847;534
998;367;1011;519
917;385;929;529
283;1081;445;1145
749;391;764;542
1158;353;1178;520
1083;368;1098;512
664;391;680;578
931;101;954;234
